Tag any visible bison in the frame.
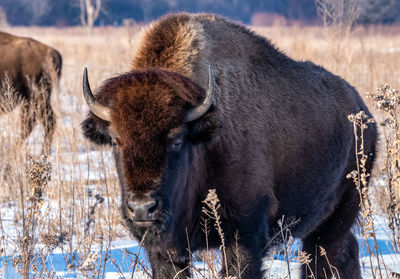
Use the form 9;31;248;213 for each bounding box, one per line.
0;31;61;155
81;13;377;279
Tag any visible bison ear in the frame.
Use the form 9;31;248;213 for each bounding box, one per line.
186;105;220;143
81;112;112;145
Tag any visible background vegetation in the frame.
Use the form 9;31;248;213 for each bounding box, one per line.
0;0;400;26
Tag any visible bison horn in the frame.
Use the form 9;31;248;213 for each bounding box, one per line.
185;65;215;122
83;67;112;122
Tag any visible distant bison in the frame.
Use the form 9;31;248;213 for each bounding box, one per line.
0;31;61;155
81;13;377;279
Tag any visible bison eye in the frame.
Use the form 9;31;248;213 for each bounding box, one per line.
170;138;183;151
111;137;120;147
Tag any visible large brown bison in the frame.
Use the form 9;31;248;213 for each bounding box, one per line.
0;31;61;155
81;13;377;278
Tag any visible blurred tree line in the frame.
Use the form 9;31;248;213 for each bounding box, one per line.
0;0;398;26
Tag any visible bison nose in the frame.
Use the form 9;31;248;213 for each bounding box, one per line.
129;197;159;222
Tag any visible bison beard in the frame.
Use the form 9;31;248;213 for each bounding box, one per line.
81;13;377;279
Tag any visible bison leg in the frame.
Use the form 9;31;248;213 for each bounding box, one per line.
37;87;55;156
147;250;190;279
301;182;361;279
40;102;55;156
20;99;37;145
302;231;361;279
221;241;265;279
220;217;267;279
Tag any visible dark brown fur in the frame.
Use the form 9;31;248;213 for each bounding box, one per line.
0;31;62;155
82;13;377;279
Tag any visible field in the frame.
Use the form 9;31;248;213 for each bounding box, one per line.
0;23;400;278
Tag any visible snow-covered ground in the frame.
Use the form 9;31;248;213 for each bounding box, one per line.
1;194;399;278
1;229;398;278
0;141;398;278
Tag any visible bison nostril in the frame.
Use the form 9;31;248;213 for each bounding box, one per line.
127;201;135;212
147;199;158;214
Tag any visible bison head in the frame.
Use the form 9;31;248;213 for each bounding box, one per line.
81;67;218;241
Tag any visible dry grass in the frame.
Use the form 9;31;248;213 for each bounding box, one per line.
0;23;399;278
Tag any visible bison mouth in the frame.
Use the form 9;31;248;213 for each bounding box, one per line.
126;218;172;246
132;219;168;229
133;220;157;227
